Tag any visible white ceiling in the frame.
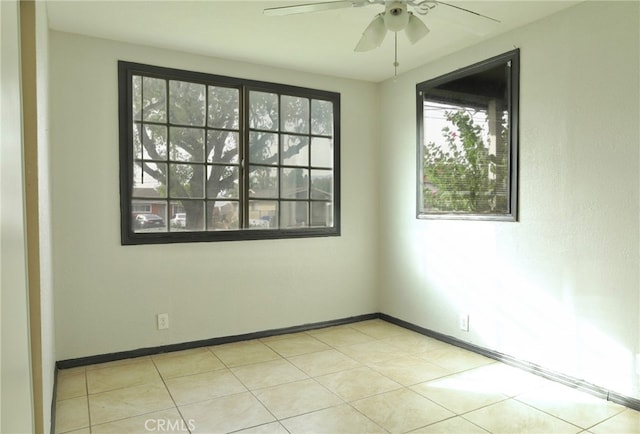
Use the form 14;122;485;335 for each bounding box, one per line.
46;0;580;82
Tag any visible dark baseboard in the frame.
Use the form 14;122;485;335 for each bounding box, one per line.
56;313;379;370
608;390;640;413
380;313;640;412
54;311;640;414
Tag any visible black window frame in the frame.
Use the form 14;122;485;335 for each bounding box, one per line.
416;49;519;221
118;61;341;245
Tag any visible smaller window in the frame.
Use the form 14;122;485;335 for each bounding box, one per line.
416;49;519;221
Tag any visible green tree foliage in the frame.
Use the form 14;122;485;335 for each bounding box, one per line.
423;109;504;213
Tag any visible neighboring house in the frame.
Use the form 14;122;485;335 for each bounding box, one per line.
131;187;179;218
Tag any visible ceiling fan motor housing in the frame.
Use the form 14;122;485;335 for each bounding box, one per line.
384;1;409;31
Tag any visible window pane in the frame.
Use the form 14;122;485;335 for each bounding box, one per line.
249;91;278;131
208;201;239;230
207;165;239;199
310;170;333;200
282;135;309;166
310;202;333;227
248;200;278;229
132;200;152;213
142;125;167;160
142;77;166;122
281;201;308;228
169;164;205;198
421;103;509;214
133;162;166;198
249;132;278;165
133;124;142;159
281;95;309;133
311;137;333;168
132;75;142;121
170;127;205;162
169;80;206;126
281;168;308;199
207;130;239;163
169;200;205;232
169;205;187;230
208;86;239;129
132;201;167;233
311;99;333;135
249;166;278;198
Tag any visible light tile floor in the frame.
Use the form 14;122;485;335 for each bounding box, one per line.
55;319;640;434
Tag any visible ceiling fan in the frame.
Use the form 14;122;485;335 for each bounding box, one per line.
263;0;500;52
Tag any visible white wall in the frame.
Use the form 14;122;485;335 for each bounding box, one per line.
36;1;56;431
379;1;640;398
50;32;380;360
1;0;36;432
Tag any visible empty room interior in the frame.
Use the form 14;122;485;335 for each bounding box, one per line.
2;0;640;433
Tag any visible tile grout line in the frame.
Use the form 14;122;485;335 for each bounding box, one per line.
86;358;184;431
149;355;194;434
324;326;414;433
583;407;633;433
256;324;396;432
84;367;92;434
277;335;390;434
511;393;623;433
455;414;492;434
204;343;286;433
320;323;496;433
278;344;382;429
352;324;480;433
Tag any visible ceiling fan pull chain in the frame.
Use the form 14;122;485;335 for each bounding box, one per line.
393;32;399;77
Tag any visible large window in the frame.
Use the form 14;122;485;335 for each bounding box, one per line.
416;49;519;221
119;62;340;244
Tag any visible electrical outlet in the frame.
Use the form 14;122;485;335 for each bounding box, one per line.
157;313;169;330
459;313;469;332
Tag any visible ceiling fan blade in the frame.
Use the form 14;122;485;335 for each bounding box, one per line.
264;1;361;16
405;13;429;44
434;0;501;23
354;14;387;52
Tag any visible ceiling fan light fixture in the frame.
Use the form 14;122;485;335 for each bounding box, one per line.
354;13;387;52
383;1;409;32
405;13;429;44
